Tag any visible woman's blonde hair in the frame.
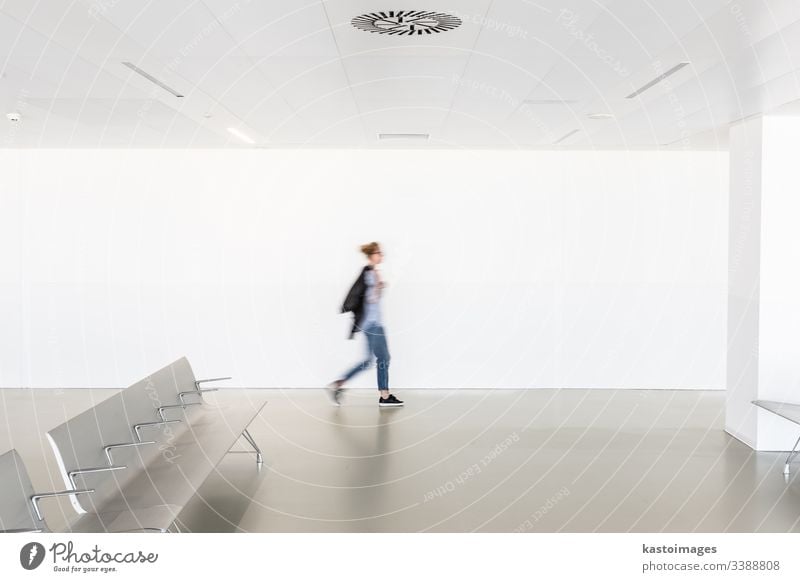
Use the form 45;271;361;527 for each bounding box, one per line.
360;241;381;257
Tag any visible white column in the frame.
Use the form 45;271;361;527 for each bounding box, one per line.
726;117;762;447
726;116;800;450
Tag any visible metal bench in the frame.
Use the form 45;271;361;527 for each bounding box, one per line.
752;400;800;475
46;358;267;533
0;448;93;533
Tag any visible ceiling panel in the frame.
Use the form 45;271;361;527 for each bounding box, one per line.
83;1;238;58
298;115;366;146
205;0;338;59
266;108;364;145
290;90;361;127
480;0;615;55
170;56;295;122
448;55;543;128
255;57;351;110
354;76;454;110
438;110;519;147
1;0;144;64
343;54;467;85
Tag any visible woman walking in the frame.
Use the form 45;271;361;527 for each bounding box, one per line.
328;242;404;407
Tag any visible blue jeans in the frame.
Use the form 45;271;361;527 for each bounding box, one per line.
341;324;390;390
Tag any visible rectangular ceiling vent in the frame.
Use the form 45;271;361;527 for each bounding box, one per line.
626;62;691;99
122;62;184;98
378;133;429;140
522;99;579;105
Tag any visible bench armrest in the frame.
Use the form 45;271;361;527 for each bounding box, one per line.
194;377;232;389
157;402;203;421
68;465;127;488
104;441;156;464
178;389;218;404
133;419;182;441
31;489;94;520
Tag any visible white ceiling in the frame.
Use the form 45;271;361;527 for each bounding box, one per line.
1;0;799;148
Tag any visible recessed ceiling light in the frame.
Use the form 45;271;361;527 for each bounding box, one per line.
378;133;429;140
625;62;691;99
121;62;184;98
553;129;580;145
227;127;255;144
352;11;461;35
587;113;614;119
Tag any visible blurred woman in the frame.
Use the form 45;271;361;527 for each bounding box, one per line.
328;242;403;407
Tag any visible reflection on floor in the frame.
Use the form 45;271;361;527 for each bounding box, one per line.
1;388;798;532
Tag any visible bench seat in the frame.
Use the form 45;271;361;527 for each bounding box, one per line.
64;394;267;532
752;400;800;425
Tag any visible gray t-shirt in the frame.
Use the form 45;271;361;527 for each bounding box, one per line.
359;269;382;329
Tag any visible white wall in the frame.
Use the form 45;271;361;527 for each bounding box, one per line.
0;149;728;389
725;117;762;446
758;116;800;449
725;116;800;450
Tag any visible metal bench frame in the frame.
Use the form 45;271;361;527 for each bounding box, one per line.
752;400;800;475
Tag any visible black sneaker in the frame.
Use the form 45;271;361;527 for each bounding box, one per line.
326;381;344;406
379;394;404;407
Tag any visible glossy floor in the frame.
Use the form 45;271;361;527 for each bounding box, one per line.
1;388;798;532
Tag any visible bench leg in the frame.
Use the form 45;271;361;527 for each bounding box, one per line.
784;435;800;476
242;429;263;469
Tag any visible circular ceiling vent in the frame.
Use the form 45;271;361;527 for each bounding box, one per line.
351;11;462;36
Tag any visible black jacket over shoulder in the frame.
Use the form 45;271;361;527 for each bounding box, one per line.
341;265;373;339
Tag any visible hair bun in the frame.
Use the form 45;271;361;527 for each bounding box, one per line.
360;242;380;256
